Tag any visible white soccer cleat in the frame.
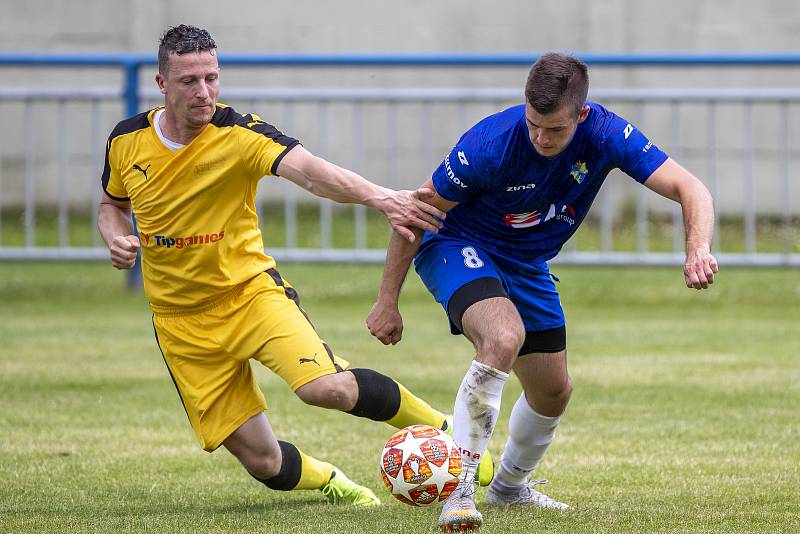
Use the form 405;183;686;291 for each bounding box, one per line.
486;479;569;510
438;476;483;532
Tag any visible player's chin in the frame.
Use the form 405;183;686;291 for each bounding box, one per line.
190;106;215;123
534;145;560;157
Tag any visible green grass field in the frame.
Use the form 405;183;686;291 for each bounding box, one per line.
1;262;799;533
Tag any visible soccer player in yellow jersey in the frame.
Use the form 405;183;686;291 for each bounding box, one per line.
97;25;490;506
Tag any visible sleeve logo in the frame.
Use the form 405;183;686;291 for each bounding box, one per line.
444;154;468;188
623;123;634;139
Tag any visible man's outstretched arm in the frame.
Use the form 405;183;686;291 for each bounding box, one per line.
645;157;718;289
277;145;445;242
367;179;458;345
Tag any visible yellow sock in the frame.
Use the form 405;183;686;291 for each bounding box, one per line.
294;448;334;490
385;381;446;430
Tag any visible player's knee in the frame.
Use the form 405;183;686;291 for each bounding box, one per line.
295;372;357;410
532;376;573;416
238;443;282;480
556;376;573;406
475;328;524;368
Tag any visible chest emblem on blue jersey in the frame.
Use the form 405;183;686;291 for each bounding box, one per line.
570;161;588;184
504;204;557;229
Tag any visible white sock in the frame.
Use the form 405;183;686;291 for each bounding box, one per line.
452;360;509;480
493;392;560;492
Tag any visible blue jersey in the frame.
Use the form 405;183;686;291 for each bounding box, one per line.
428;102;669;263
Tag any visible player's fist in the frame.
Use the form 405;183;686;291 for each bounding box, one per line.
684;247;718;290
367;301;404;345
109;235;140;270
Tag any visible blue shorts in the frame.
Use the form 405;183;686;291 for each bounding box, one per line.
414;235;565;335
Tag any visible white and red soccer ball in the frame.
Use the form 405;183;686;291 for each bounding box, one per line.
379;424;462;506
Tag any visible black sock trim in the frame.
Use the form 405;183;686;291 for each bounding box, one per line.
346;368;401;421
254;440;302;491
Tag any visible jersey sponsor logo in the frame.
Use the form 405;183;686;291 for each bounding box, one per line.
569;161;588;184
457;150;470;166
195;156;227;175
506;182;536;192
298;355;320;366
624;123;634;139
132;163;151;180
443;153;468;188
556;204;576;226
504;204;557;228
150;231;225;249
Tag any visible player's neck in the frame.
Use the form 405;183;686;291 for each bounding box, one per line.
159;108;207;145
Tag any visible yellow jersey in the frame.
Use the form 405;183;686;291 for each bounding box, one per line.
101;104;299;313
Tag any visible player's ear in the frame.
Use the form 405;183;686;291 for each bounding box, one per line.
156;73;167;95
577;105;590;124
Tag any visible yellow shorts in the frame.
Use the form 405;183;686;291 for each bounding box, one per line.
152;269;349;452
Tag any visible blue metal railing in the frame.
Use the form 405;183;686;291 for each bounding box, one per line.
1;52;798;279
3;51;800;119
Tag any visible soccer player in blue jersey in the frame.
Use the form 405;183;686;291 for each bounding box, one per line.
367;53;718;531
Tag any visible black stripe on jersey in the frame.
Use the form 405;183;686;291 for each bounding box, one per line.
101;110;152;199
210;105;300;175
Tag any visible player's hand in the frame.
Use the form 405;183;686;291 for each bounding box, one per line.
367;300;404;345
684;246;718;290
109;235;140;270
381;188;445;243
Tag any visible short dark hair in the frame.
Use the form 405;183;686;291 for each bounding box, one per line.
158;25;217;74
525;53;589;115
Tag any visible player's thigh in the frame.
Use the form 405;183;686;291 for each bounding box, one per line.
228;270;349;391
153;313;266;452
415;237;511;335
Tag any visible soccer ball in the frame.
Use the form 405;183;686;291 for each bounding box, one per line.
379;424;462;506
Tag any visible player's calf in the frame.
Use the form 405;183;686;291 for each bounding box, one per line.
344;368;447;430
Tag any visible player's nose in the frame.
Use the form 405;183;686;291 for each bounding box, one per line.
536;130;550;145
196;81;210;100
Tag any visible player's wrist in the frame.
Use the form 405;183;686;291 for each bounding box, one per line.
364;186;393;213
376;290;400;308
686;241;711;256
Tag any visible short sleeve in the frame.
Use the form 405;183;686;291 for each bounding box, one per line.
603;113;669;184
236;114;300;178
431;136;490;203
101;135;128;201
